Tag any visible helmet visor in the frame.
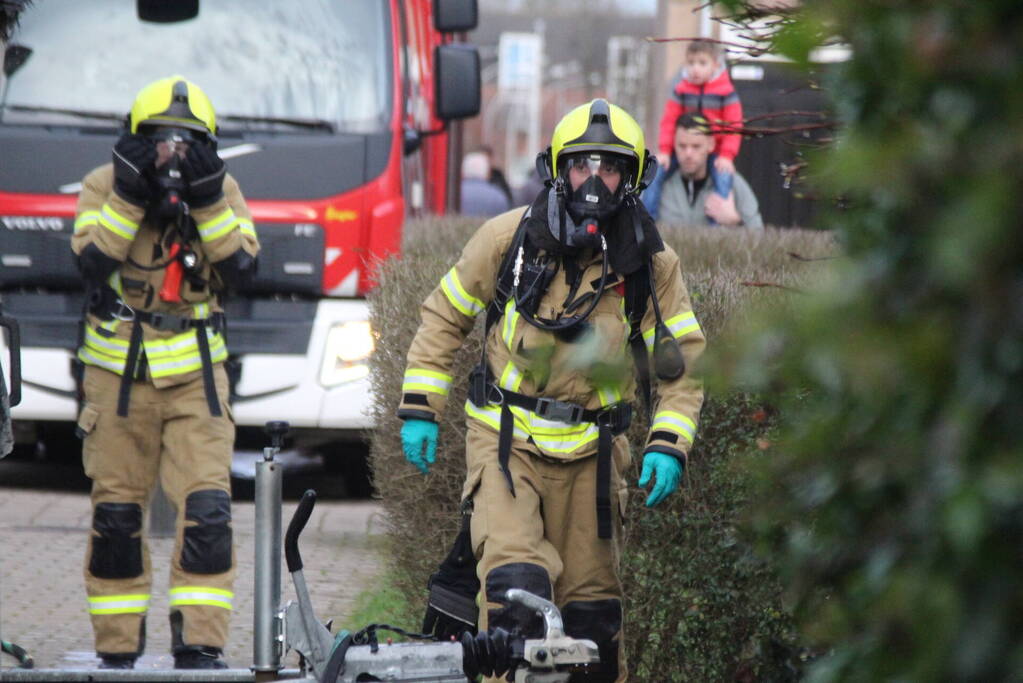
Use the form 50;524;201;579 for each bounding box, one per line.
140;124;210;149
140;125;206;165
560;152;634;194
560;152;630;183
561;152;630;177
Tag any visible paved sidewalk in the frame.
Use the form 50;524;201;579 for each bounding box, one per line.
0;487;386;671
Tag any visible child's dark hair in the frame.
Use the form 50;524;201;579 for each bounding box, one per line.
686;39;721;61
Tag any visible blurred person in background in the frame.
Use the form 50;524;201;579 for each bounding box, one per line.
646;113;763;230
479;144;514;206
400;99;705;681
460;151;511;217
71;76;259;670
512;166;546;209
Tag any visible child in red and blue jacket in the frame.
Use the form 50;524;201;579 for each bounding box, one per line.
644;40;743;218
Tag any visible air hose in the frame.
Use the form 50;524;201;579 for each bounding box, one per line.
1;639;34;669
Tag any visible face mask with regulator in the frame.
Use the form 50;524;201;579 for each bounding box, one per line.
152;131;202;303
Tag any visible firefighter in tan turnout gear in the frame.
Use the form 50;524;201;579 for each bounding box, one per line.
400;100;705;681
70;76;259;670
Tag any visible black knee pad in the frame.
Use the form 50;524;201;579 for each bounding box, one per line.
485;562;552;639
563;599;622;682
89;502;143;579
181;490;232;574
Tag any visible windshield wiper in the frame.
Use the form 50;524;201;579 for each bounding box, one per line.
217;114;334;132
0;104;124;123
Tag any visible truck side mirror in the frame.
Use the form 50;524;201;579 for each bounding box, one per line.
433;0;478;33
434;44;480;121
137;0;199;23
3;44;31;78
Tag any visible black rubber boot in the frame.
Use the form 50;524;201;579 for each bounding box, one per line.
98;654;136;669
173;646;228;670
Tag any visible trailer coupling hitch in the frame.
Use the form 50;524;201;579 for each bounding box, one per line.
461;589;601;682
281;490;600;682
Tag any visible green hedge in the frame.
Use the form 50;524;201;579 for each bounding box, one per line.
711;1;1023;679
367;217;835;679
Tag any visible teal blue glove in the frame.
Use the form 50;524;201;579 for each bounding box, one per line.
638;451;684;507
401;419;438;474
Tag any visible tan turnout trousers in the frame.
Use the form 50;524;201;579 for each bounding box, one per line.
78;364;235;657
465;423;631;683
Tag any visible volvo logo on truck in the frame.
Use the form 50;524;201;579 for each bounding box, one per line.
1;216;65;231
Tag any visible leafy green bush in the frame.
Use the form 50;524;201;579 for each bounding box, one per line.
711;1;1023;680
367;217;834;678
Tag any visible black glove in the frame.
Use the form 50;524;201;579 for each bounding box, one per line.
112;133;157;206
179;142;226;208
422;517;480;640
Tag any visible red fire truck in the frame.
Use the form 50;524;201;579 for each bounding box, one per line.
0;0;480;466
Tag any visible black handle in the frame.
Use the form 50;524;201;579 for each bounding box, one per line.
285;489;317;573
265;420;290;450
0;315;22;407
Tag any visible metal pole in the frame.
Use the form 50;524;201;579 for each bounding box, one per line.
253;423;287;672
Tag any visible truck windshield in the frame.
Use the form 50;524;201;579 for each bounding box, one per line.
1;0;392;133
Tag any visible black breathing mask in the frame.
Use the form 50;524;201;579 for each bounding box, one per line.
546;152;633;252
546;186;603;252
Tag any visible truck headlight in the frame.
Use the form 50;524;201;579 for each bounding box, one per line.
319;320;375;387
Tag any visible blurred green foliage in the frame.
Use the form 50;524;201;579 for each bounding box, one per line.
711;1;1023;680
368;217;834;678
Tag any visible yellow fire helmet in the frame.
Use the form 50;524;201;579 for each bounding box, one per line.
547;98;648;191
127;75;216;137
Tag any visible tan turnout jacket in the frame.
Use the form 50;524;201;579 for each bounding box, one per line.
71;165;259;388
399;206;705;462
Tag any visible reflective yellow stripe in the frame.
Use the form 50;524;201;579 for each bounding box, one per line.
498;361;523;392
105;271;124;297
79;326;227;378
518;415;592;436
169;586;233;610
464;400;529;440
98;204;139;240
530;428;599;453
651;410;696;443
402;368;453;396
148;348;228;377
502;299;520;349
88;594;150;615
440;267;485;317
84;325;130;354
147;334;227;377
74;210;101;233
196;208;240;242
143;328;224;358
238;219;257;238
465;399;598;455
78;347;127;374
643;312;701;351
598;386;622;407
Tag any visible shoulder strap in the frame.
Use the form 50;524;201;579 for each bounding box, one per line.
624;264;652;421
469;212;532;405
483;210;532;336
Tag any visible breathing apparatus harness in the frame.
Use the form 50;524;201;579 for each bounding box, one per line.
85;126;223;418
467;152;685;539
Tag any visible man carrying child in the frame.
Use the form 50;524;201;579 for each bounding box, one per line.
644;39;745;220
